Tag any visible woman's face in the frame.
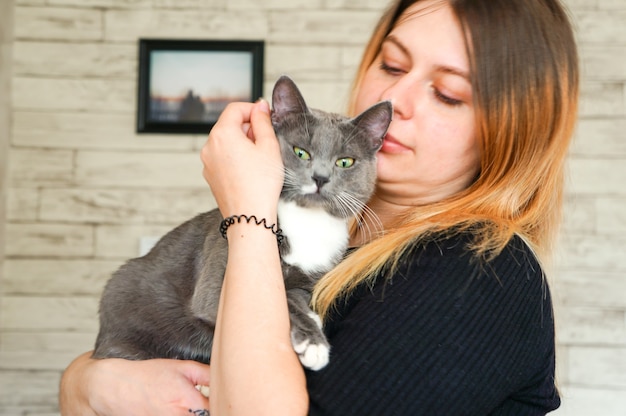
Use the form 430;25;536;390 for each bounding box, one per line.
355;0;479;207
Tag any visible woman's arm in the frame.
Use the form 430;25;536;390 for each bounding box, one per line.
59;352;210;416
201;100;308;415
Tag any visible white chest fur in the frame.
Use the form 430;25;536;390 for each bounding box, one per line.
278;200;349;274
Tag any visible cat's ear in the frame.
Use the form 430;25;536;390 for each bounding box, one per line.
271;75;309;127
351;101;393;151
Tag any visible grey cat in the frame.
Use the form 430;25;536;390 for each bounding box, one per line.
93;76;392;371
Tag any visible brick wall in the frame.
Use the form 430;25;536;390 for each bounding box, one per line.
0;0;14;409
553;0;626;414
0;0;624;414
0;1;12;315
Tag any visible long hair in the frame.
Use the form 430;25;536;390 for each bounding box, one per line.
312;0;579;320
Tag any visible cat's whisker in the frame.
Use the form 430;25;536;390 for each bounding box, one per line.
335;192;366;222
336;192;383;242
340;192;364;216
332;197;353;223
344;125;361;146
300;112;311;142
259;162;289;183
282;168;301;191
357;204;384;241
346;119;372;146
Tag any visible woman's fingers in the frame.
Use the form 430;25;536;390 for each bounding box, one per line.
200;99;283;218
249;99;273;143
182;360;211;389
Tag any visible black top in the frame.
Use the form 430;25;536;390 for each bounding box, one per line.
306;232;560;415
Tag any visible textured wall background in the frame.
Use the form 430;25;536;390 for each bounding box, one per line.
0;0;624;414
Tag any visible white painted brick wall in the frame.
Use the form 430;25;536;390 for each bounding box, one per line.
553;1;626;414
1;0;625;414
0;6;12;367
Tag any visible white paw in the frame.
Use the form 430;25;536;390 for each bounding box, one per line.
293;339;330;371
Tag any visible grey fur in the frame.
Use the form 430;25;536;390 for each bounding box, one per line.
93;76;392;370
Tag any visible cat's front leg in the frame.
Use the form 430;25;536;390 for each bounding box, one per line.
286;288;330;371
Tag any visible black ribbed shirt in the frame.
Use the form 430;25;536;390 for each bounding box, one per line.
306;232;560;415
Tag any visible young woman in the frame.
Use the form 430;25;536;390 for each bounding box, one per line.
59;0;578;414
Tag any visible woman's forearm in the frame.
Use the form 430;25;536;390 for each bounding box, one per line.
210;222;308;415
201;99;303;414
59;352;99;416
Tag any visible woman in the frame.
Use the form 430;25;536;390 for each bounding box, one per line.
59;0;578;414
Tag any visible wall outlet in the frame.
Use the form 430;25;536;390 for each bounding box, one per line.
139;236;160;256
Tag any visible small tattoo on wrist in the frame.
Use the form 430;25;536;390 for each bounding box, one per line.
189;409;209;416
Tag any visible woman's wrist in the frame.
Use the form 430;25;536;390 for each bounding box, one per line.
220;214;283;246
224;217;283;251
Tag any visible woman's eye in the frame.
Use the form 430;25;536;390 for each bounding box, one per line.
293;146;311;160
379;61;404;75
434;88;463;106
336;157;355;168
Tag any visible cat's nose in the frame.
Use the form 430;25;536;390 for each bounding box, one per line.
312;174;329;190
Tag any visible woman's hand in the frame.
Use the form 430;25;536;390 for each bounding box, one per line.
59;352;210;416
201;99;284;220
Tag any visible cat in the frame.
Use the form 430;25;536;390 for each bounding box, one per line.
92;75;393;371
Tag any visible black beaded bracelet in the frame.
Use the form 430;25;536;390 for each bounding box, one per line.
219;214;284;245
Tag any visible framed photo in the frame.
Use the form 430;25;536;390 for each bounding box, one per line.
136;39;264;134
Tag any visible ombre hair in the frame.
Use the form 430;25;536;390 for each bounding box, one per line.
312;0;579;319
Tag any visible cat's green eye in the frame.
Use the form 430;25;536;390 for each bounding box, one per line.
336;157;355;168
293;146;311;160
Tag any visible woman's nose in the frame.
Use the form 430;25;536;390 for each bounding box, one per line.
381;77;418;120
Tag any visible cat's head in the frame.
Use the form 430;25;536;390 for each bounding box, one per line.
271;75;392;218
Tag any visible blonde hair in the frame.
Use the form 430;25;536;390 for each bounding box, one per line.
312;0;579;319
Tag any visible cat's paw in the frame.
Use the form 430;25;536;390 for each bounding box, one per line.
291;311;330;371
293;338;330;371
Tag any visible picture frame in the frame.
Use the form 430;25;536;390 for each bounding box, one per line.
136;39;264;134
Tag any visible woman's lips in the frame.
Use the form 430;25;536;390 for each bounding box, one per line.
380;134;410;153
